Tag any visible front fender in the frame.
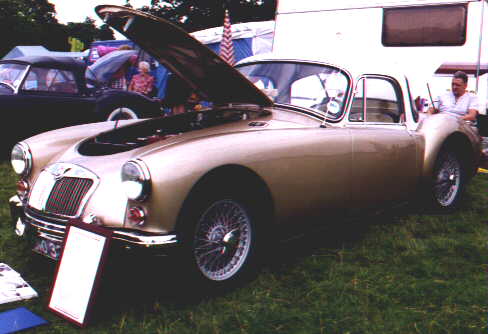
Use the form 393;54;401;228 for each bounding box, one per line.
95;90;161;118
417;113;481;180
23;120;140;182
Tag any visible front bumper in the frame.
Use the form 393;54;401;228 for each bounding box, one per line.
9;195;179;258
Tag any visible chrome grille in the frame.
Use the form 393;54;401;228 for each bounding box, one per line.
44;177;93;216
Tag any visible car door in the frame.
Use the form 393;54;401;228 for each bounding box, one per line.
347;75;418;208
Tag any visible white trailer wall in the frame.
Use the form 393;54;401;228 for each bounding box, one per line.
274;0;487;112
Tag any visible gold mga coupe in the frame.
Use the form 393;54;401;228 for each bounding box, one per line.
9;6;482;287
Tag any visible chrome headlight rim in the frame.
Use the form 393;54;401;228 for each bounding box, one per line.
121;159;151;201
11;142;33;176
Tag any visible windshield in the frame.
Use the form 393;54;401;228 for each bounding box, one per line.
0;63;28;90
237;61;350;120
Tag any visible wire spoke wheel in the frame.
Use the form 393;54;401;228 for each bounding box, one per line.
193;199;252;281
433;151;462;207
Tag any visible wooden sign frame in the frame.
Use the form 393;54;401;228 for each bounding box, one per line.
48;219;113;327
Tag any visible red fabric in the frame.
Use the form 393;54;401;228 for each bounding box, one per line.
220;9;235;65
128;73;155;96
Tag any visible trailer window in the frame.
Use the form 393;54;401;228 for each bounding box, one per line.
382;4;467;46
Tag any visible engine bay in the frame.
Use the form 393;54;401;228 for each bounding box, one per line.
78;107;268;156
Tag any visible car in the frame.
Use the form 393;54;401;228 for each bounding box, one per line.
0;54;162;154
8;5;483;289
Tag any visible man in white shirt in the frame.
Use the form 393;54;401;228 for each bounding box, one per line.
428;71;479;121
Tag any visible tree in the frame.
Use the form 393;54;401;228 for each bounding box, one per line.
65;18;115;50
0;0;115;58
0;0;60;56
138;0;276;32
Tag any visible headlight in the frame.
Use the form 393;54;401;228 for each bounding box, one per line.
121;160;151;201
11;142;32;176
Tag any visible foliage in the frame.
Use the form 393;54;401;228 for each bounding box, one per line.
65;19;115;53
0;0;275;59
139;0;277;32
0;0;114;58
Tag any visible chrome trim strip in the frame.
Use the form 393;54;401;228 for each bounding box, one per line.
29;222;65;235
25;211;67;232
38;232;64;243
112;232;178;246
25;210;178;247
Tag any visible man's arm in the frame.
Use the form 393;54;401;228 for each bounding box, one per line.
461;108;478;121
463;94;480;121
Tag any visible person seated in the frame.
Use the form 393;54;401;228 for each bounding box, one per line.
427;71;479;121
128;61;155;96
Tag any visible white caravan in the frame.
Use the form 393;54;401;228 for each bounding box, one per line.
273;0;487;113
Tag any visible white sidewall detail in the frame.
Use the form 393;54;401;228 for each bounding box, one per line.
107;107;138;121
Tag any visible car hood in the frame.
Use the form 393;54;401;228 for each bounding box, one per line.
95;5;272;107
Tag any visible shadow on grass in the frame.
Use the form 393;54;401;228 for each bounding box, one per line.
88;202;421;321
31;176;487;324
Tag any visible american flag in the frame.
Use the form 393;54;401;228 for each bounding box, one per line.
220;9;236;65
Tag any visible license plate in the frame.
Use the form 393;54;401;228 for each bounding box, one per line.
33;237;62;260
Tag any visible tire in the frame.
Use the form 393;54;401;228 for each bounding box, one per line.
106;107;139;121
179;189;262;290
430;148;466;210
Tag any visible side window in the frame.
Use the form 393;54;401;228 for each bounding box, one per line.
349;77;404;123
48;69;78;94
365;77;403;123
23;67;78;94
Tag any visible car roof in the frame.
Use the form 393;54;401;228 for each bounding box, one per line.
237;52;408;80
0;56;86;73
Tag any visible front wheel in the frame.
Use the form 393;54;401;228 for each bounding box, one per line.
193;199;253;282
431;149;466;209
180;192;262;290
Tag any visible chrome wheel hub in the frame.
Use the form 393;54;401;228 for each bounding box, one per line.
434;153;461;207
193;200;252;281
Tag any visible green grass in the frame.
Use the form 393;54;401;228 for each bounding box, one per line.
0;160;486;333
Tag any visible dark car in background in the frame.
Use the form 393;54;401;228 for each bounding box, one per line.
0;55;162;154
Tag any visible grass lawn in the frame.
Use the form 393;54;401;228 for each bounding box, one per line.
0;160;486;334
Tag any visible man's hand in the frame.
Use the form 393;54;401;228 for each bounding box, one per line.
461;109;478;121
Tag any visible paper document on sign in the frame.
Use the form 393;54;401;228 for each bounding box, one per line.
49;226;107;324
0;263;38;304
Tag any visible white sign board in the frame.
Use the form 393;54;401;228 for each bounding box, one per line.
48;220;112;327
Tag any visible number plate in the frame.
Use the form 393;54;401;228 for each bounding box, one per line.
32;237;62;260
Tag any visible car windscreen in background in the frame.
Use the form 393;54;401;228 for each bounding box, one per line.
382;4;467;46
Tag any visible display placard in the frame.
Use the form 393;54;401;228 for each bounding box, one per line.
48;219;113;327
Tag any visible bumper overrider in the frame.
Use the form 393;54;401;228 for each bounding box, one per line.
9;195;179;259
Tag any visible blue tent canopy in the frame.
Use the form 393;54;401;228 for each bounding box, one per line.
2;46;86;60
155;21;274;100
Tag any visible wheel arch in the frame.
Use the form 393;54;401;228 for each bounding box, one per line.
424;131;477;180
94;91;161;120
175;164;275;232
